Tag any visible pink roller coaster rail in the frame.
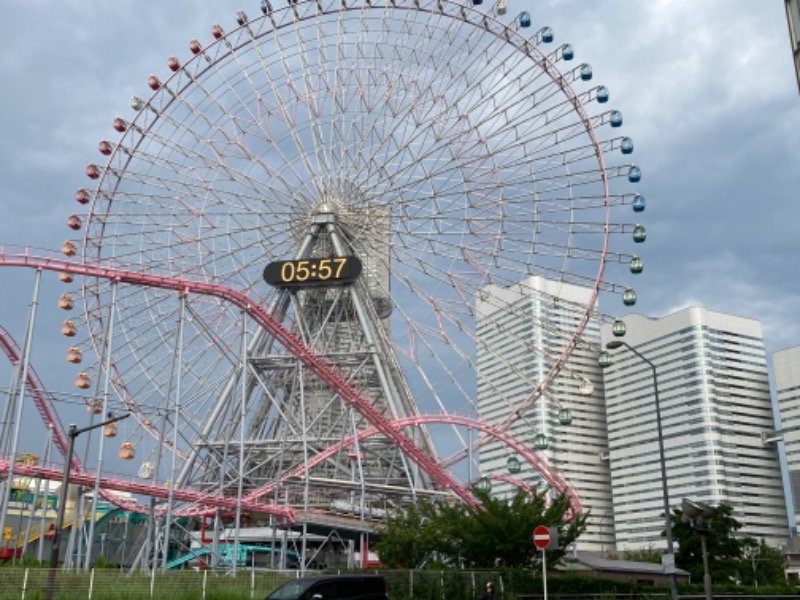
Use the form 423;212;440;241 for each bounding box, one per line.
0;459;293;519
256;414;582;517
0;247;581;519
0;249;475;506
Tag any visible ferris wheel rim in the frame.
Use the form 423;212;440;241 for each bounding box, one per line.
61;0;644;510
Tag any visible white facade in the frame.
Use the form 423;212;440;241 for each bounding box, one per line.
476;276;614;554
601;307;788;550
774;345;800;529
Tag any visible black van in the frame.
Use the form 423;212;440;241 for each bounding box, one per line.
265;574;388;600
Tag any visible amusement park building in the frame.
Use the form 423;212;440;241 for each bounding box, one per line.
475;276;614;555
774;344;800;532
601;307;789;551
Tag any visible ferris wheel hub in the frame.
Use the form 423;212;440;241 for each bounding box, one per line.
314;201;339;216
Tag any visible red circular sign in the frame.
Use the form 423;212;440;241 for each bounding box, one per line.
533;525;550;549
45;524;56;542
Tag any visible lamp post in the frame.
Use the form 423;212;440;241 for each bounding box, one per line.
682;497;716;600
46;413;129;600
603;340;679;600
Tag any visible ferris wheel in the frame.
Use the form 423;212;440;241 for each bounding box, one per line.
59;0;646;516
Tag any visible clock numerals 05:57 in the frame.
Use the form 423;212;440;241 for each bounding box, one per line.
263;256;362;288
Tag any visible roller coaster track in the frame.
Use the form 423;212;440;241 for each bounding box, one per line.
0;458;290;518
1;248;582;523
249;414;582;517
0;248;476;511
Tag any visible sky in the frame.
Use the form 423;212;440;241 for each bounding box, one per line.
0;1;798;438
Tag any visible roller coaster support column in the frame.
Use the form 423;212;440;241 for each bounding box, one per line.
37;428;55;562
84;280;120;570
160;293;186;572
46;413;129;600
232;308;247;575
0;269;41;546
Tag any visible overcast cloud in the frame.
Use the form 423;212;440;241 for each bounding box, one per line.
0;0;798;405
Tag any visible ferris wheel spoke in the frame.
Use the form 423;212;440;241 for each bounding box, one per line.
142;98;304;204
328;27;485;183
149;70;311;207
172;63;310;191
254;39;324;189
387;317;477;414
323;15;379;183
342;12;479;186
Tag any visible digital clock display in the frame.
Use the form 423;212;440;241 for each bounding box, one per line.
263;256;363;288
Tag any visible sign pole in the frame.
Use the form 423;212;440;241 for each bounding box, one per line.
533;525;552;600
542;548;548;600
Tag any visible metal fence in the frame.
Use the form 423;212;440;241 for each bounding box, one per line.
3;569;274;600
0;568;507;600
2;568;797;600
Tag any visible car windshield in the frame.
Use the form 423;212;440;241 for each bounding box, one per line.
267;579;316;600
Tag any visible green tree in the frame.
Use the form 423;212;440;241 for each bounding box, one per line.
371;499;442;568
622;546;662;564
375;487;587;569
670;502;747;584
738;538;786;587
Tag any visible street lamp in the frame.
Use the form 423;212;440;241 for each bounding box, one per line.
603;340;679;600
682;498;716;600
47;412;129;600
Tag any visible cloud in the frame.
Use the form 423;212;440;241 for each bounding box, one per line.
0;0;797;426
650;249;800;353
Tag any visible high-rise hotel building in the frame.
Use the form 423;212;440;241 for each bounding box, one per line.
476;276;614;554
601;307;788;550
774;345;800;530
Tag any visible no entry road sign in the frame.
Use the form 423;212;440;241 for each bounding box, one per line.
533;525;550;549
